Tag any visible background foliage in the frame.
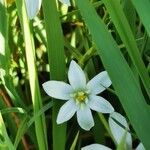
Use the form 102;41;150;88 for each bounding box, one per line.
0;0;150;149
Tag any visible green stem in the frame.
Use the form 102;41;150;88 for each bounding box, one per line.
98;113;116;145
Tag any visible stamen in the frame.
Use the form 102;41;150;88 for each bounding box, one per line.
75;91;87;103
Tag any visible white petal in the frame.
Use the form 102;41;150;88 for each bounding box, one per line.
57;99;77;124
81;144;112;150
109;112;132;149
59;0;71;6
88;96;114;113
42;81;73;100
136;143;145;150
77;106;94;130
25;0;42;19
68;60;86;90
87;71;111;94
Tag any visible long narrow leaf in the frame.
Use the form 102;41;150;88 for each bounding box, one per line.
0;112;15;150
42;0;67;150
75;0;150;149
15;0;48;149
102;0;150;98
130;0;150;37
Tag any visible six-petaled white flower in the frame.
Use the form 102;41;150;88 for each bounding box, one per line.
25;0;71;20
42;60;114;130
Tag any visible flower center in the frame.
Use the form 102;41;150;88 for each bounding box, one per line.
75;91;87;102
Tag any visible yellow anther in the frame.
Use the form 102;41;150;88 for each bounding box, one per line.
75;91;87;102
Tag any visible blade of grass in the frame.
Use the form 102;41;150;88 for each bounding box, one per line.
102;0;150;98
75;0;150;149
70;131;79;150
0;93;18;140
0;0;22;142
42;0;67;150
130;0;150;37
14;101;53;148
0;0;25;108
122;0;136;35
1;107;26;114
15;0;48;149
0;0;7;59
0;112;15;150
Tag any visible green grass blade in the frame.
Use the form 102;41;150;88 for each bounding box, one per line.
0;0;9;69
1;107;26;114
42;0;67;150
70;131;79;150
14;101;53;148
122;0;136;34
75;0;150;149
14;115;29;148
0;1;21;141
1;0;25;108
0;94;18;141
0;112;15;150
15;0;48;149
130;0;150;37
102;0;150;98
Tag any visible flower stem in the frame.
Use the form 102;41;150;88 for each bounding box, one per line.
98;113;117;145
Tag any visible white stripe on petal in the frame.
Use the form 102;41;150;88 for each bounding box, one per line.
25;0;42;20
88;96;114;113
57;99;77;124
109;112;132;149
82;144;112;150
68;60;86;90
77;106;94;130
59;0;71;6
42;81;73;100
87;71;111;94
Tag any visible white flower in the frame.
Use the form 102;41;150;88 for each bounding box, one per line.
25;0;42;20
109;112;132;150
82;144;112;150
82;143;145;150
82;112;145;150
59;0;71;6
42;60;114;130
25;0;70;20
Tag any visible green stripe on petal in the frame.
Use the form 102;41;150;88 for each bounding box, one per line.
81;144;112;150
42;81;73;100
68;60;86;90
77;106;94;130
88;95;114;113
87;71;111;95
57;99;77;124
25;0;42;19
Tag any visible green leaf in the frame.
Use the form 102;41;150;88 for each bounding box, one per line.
14;101;53;148
130;0;150;37
42;0;67;149
70;131;79;150
1;107;26;114
102;0;150;98
75;0;150;149
0;112;16;150
15;0;48;149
